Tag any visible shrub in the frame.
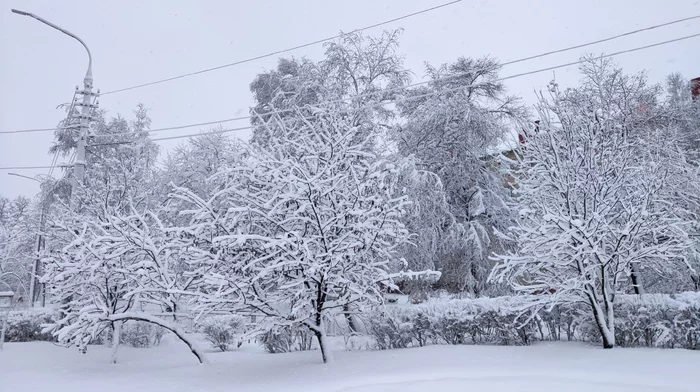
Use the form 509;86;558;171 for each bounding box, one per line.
608;293;700;349
478;310;534;346
367;296;536;349
664;292;700;350
3;308;57;342
258;325;314;353
366;312;413;350
119;321;165;348
432;312;471;345
363;292;700;351
199;315;247;352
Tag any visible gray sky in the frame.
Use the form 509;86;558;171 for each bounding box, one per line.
1;0;699;199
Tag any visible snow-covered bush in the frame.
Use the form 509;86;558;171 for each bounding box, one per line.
368;296;536;349
3;308;57;342
366;311;414;350
536;305;578;341
431;311;473;345
119;321;165;348
199;315;246;352
258;325;314;354
613;293;700;349
674;295;700;350
544;293;700;350
612;296;675;348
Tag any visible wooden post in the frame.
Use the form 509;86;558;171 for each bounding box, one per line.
0;291;14;350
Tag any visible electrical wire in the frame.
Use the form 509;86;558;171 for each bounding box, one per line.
0;165;71;170
4;13;698;136
3;31;699;169
99;0;462;96
86;32;700;146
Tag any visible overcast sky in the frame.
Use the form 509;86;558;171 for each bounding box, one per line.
1;0;699;199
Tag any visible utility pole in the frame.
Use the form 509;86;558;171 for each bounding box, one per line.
8;173;56;307
11;9;98;307
11;9;98;207
72;76;98;208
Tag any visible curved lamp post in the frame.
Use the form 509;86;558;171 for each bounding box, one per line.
11;9;92;82
11;9;95;208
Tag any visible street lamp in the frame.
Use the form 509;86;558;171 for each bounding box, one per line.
11;9;95;207
7;172;42;183
10;9;92;82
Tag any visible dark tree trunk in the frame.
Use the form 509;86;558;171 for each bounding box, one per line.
343;303;356;333
313;329;332;364
602;333;614;349
589;296;615;349
630;264;644;294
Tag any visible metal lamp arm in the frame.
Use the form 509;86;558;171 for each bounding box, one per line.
11;8;92;79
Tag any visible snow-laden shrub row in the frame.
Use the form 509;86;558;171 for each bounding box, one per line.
3;308;57;342
606;292;700;349
367;292;700;350
367;296;537;349
198;315;246;352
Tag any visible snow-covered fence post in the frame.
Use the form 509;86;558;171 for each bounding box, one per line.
0;291;14;350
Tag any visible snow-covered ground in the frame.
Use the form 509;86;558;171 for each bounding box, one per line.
1;338;698;392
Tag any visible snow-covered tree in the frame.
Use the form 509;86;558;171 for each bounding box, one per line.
46;104;159;215
549;58;696;294
664;73;700;290
665;74;700;143
392;57;523;294
77;105;159;215
42;204;207;364
177;113;411;363
161;132;245;199
0;196;34;298
491;71;695;348
390;156;451;275
249;29;410;150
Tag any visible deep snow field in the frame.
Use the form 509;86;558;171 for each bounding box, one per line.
1;338;698;392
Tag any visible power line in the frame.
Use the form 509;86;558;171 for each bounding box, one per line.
0;124;78;135
4;13;698;136
498;14;700;67
152;124;253;142
0;165;71;171
4;31;700;169
82;32;700;147
99;0;462;96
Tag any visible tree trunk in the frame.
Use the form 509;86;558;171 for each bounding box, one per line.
630;263;644;294
343;303;356;333
307;315;333;364
589;296;615;349
110;321;122;364
601;329;614;349
313;328;333;363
